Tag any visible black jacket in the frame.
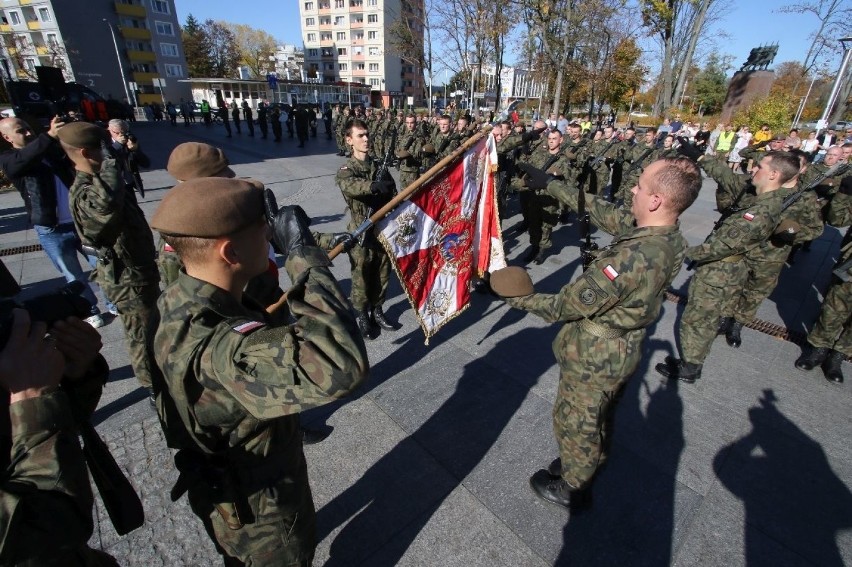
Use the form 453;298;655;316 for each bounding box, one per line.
108;140;150;194
0;133;75;227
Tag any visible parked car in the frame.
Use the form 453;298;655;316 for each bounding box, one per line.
833;120;849;131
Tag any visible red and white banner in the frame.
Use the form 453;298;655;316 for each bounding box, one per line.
378;134;506;340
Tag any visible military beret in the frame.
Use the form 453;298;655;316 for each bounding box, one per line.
56;122;107;149
151;178;265;237
167;142;234;180
489;266;534;297
771;133;786;141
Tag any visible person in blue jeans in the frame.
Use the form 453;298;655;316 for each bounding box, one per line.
0;116;113;327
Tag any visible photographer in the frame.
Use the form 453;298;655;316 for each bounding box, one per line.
107;119;150;200
0;309;117;566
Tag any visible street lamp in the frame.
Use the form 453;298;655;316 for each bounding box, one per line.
818;36;852;133
103;19;132;106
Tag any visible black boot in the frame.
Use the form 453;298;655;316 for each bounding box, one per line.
547;457;562;478
523;245;540;264
301;427;332;445
655;357;703;384
533;248;551;265
529;469;591;512
726;320;744;348
717;316;732;335
372;305;399;331
794;344;828;371
822;349;845;383
356;310;373;339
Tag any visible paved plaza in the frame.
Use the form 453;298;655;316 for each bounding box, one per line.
2;121;851;566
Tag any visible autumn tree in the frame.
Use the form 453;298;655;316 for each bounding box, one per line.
387;0;432;106
732;93;796;133
182;14;213;77
223;23;279;79
204;20;240;78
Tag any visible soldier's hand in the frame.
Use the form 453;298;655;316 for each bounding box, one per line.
0;309;64;403
422;143;436;155
269;204;317;256
471;274;498;298
370;179;394;196
51;316;103;380
676;139;704;162
522;127;547;143
839;176;852;196
517;163;553;190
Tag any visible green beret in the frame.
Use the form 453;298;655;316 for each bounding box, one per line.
490;266;534;297
167;142;234;180
56;122;107;149
151;178;265;237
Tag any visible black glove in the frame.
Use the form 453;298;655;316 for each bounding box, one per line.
840;176;852;196
676;139;704;162
752;139;771;150
332;232;356;252
522;127;547;143
370;178;395;196
471;273;498;297
265;190;316;255
517;162;553;190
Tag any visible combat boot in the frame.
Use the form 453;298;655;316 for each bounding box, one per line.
523;245;540;264
794;344;828;371
655;357;703;384
547;457;562;477
372;305;399;331
356;309;373;339
717;316;732;335
533;248;551;265
726;320;744;348
529;470;592;513
822;349;845;384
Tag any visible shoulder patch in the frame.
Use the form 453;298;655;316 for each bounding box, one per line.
339;166;349;171
743;212;755;221
602;265;620;281
232;321;265;334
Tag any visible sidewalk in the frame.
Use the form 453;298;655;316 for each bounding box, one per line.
1;121;849;566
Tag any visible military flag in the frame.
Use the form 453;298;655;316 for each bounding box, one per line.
378;134;505;340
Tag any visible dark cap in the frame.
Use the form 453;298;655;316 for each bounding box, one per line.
770;133;786;141
56;122;107;149
489;266;534;297
167;142;234;180
151;178;265;237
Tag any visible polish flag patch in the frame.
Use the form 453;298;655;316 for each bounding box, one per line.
603;265;620;281
163;243;175;252
233;321;265;334
743;212;755;221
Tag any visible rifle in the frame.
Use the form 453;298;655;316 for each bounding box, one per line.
355;126;398;246
588;136;620;169
780;163;850;212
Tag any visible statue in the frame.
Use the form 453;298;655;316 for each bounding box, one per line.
740;44;779;72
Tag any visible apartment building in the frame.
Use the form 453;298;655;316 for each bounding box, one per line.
299;0;425;106
0;0;190;105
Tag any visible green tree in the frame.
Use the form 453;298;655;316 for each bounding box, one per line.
182;14;213;77
204;20;240;78
693;53;728;114
731;93;796;133
223;23;279;79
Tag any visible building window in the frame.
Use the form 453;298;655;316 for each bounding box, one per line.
353;46;363;55
339;63;347;70
160;42;178;57
8;11;21;25
304;2;314;9
308;48;318;56
319;16;331;24
38;7;50;22
305;17;315;25
324;63;334;71
337;48;347;55
353;32;363;40
370;78;380;86
369;63;379;71
368;0;377;6
335;0;345;7
154;21;174;36
334;16;345;25
336;32;345;40
320;32;332;40
164;63;183;77
23;58;36;72
318;1;330;8
321;48;333;56
368;47;379;55
367;31;377;39
306;33;316;41
355;63;365;70
350;0;363;6
46;33;58;46
151;0;170;14
367;14;378;23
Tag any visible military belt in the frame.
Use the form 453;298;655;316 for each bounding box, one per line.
720;254;745;263
579;318;627;339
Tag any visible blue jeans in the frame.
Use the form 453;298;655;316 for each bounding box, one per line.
33;223;115;314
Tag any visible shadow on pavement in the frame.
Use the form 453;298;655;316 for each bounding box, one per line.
92;385;148;427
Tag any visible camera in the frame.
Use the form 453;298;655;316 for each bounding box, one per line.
126;133;137;143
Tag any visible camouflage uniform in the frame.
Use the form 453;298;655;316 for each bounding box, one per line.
0;360;118;566
679;163;786;365
583;137;619;195
337;155;394;313
562;136;589;185
619;143;660;207
516;145;569;252
507;181;687;489
151;248;369;566
701;157;824;326
807;191;852;355
422;130;460;172
396;127;422;189
69;159;160;388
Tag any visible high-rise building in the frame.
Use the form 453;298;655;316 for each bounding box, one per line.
0;0;190;106
299;0;425;107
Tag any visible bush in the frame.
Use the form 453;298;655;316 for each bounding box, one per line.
731;94;796;133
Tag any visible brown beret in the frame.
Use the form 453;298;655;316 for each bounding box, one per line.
56;122;107;149
151;178;265;237
490;266;534;297
167;142;234;180
771;133;786;141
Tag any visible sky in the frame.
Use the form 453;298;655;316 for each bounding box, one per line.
173;0;843;81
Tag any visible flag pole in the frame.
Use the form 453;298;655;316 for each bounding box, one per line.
266;125;494;314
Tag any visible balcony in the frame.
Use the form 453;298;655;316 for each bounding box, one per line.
0;24;10;32
138;93;161;105
127;49;157;63
115;2;147;17
132;71;159;84
120;26;151;40
19;0;35;4
35;45;49;55
26;21;40;30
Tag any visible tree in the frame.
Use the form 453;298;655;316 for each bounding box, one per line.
732;93;796;133
779;0;852;75
693;53;729;114
204;20;240;78
223;23;279;79
182;14;213;77
387;0;431;106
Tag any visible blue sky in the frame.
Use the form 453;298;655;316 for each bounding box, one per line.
174;0;839;80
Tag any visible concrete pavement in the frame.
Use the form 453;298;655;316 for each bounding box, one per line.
1;120;850;566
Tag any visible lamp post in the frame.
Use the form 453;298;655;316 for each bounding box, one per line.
103;19;132;106
817;36;852;134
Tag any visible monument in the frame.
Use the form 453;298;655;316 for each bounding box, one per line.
720;44;779;124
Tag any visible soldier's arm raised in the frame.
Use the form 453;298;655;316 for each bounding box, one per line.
687;205;776;264
545;178;634;235
699;156;750;209
72;159;126;246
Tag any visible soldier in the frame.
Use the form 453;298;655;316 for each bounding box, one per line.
335;106;351;156
795;176;852;383
256;101;269;139
492;156;701;511
270;104;283;142
242;101;255;137
148;177;369;566
338;119;399;338
217;98;232;138
420;114;459;173
0;309;118;566
562;123;589;185
619;128;659;208
395;114;423;190
584;125;619;195
656;151;801;383
58;122;160;402
231;102;241;134
295;106;310;148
